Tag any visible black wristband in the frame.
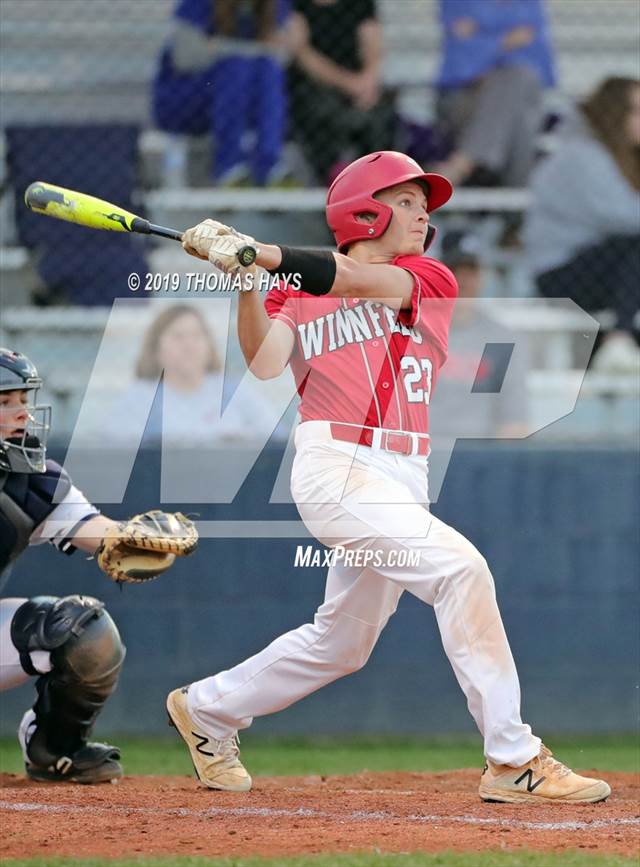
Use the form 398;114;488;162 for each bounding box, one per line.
267;246;336;296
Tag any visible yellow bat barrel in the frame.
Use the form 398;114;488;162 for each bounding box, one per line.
24;182;142;233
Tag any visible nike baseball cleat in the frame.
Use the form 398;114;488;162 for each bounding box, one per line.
479;744;611;804
166;686;252;792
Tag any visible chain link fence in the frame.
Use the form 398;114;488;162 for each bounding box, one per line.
0;0;638;438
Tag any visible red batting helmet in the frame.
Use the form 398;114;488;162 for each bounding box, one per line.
326;151;453;253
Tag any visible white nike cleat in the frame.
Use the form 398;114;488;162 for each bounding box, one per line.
166;686;252;792
479;743;611;804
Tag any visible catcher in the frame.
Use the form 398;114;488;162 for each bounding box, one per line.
0;348;197;783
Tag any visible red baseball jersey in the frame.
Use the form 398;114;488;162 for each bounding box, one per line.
264;255;458;434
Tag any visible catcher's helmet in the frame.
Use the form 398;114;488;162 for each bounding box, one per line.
326;151;453;253
0;348;50;473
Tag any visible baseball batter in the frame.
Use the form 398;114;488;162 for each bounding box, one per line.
0;348;197;783
168;151;610;804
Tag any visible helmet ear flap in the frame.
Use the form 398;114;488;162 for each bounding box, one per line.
330;196;394;252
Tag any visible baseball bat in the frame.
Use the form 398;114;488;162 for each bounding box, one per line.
23;181;258;266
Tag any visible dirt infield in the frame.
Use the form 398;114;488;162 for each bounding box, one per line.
1;769;638;860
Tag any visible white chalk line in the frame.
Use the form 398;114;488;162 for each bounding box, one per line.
1;800;639;833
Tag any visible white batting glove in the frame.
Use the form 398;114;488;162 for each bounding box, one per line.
214;221;254;242
182;219;220;260
207;234;257;276
182;219;255;261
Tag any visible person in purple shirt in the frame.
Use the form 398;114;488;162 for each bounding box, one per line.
435;0;556;187
153;0;290;186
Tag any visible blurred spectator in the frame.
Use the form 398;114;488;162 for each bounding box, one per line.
525;77;640;374
153;0;290;186
430;229;529;438
434;0;555;187
106;304;276;444
287;0;395;184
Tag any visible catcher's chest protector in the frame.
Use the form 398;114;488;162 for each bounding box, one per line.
0;464;71;573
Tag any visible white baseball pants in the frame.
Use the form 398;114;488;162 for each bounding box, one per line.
188;421;540;766
0;598;53;691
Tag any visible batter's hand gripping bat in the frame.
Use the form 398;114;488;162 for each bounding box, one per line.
23;181;258;267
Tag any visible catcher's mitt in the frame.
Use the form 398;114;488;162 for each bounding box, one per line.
97;510;198;584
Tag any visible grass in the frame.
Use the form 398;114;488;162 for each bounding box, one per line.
0;852;637;867
1;733;637;777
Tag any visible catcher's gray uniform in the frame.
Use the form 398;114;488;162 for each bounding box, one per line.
0;462;125;783
0;460;99;688
0;348;124;783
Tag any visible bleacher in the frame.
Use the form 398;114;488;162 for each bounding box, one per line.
1;0;638;126
1;0;636;244
1;0;637;238
0;0;174;126
0;0;638;439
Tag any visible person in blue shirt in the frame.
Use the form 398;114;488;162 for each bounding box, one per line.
435;0;556;187
153;0;290;186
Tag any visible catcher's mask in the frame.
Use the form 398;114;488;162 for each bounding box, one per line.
326;151;453;253
0;348;51;473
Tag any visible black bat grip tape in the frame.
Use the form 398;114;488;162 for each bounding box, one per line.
237;245;258;267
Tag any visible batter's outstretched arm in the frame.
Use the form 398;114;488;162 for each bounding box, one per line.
237;281;295;379
182;223;414;308
254;244;414;309
330;256;414;308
